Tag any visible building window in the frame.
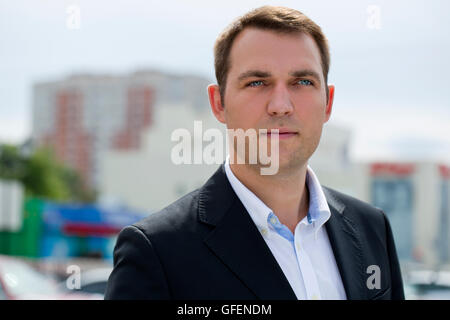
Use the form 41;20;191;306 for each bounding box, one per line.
371;177;413;262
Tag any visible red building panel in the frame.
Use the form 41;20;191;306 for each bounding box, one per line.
439;164;450;179
112;86;154;150
370;162;415;176
43;90;92;188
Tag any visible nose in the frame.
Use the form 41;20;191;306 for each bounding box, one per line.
267;83;294;117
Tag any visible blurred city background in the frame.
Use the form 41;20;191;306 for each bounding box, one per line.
0;0;449;299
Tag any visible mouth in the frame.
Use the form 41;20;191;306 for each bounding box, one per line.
263;128;299;140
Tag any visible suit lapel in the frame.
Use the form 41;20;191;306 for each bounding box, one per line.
323;187;367;300
197;166;367;300
198;165;297;300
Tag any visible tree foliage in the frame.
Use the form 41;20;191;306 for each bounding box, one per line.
0;144;97;203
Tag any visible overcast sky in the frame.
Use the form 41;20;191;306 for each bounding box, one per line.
1;0;449;162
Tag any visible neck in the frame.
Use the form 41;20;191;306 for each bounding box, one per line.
229;161;310;233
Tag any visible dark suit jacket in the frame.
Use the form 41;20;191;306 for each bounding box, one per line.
105;164;405;300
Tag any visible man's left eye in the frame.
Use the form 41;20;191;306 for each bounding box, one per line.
297;79;313;86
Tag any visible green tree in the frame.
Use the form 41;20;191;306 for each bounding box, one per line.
0;144;96;203
0;144;27;179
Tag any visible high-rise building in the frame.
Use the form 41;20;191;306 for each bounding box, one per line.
31;70;211;189
369;162;450;267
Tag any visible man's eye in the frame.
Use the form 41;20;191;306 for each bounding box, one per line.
247;80;264;87
297;79;313;86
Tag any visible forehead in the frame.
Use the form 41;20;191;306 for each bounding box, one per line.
228;27;323;80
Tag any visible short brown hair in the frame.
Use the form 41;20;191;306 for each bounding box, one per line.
214;6;331;105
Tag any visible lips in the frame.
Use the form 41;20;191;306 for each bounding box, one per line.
266;128;298;134
269;132;297;140
263;128;298;139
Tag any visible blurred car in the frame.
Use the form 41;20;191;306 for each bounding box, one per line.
0;255;102;300
59;267;112;297
404;269;450;300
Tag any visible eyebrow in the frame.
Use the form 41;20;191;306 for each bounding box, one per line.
237;69;322;84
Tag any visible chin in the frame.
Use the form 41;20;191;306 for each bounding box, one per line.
279;151;309;169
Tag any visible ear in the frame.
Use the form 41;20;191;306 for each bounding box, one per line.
324;84;334;123
207;84;226;124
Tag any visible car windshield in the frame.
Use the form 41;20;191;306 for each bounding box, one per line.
0;259;60;297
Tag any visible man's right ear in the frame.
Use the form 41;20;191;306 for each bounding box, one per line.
207;84;226;124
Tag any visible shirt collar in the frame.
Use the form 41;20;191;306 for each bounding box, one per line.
224;155;331;240
305;163;332;238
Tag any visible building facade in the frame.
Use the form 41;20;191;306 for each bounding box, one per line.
31;70;211;189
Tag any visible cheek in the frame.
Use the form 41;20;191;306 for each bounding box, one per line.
295;106;326;126
294;92;327;120
224;105;255;130
225;98;265;129
294;89;325;105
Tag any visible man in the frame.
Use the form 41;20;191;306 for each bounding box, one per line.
105;6;404;300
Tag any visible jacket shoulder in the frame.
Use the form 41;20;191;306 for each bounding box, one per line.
131;188;201;237
323;186;389;237
322;186;382;214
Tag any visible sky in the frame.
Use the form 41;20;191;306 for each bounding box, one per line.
1;0;449;162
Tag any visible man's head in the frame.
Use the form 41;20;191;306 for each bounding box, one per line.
208;6;334;173
213;6;331;106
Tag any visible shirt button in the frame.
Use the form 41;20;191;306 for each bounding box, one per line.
261;228;268;236
270;217;277;225
312;294;320;300
296;242;301;251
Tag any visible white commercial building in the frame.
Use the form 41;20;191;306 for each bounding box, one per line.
0;179;24;232
98;102;222;213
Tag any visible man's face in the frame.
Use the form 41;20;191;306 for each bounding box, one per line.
209;27;334;172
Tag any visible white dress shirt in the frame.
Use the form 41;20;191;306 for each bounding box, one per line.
224;156;347;300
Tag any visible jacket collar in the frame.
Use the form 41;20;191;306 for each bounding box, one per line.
198;164;366;300
198;164;297;299
323;187;367;299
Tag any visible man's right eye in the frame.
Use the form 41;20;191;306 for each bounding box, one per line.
247;80;264;87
